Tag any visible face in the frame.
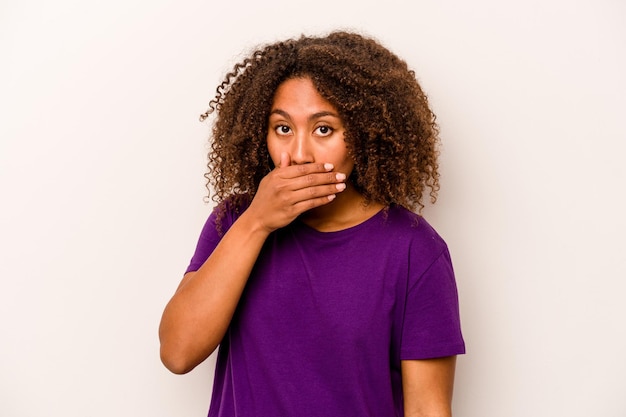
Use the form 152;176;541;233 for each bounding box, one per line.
267;77;354;176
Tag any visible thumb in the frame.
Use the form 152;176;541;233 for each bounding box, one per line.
279;152;291;168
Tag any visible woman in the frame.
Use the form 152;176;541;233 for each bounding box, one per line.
159;30;465;417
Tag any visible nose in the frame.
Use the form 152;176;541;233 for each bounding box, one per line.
290;132;314;165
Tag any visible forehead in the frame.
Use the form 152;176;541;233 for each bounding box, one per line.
271;77;337;113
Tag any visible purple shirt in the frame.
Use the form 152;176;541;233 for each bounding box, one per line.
186;201;465;417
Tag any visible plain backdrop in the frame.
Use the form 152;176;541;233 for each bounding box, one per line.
1;0;625;416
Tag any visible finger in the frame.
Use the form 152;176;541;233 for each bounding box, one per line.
279;162;336;179
292;192;341;213
286;171;346;192
290;182;347;203
279;152;290;168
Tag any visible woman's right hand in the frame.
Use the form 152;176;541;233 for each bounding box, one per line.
246;152;347;233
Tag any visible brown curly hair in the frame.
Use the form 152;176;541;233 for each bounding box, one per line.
200;30;440;214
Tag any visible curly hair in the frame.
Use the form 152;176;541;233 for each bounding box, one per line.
200;30;441;214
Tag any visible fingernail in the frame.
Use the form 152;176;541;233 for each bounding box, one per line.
336;183;346;191
335;173;346;181
328;194;336;201
324;163;334;171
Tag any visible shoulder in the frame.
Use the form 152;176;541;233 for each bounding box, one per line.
212;193;252;236
184;194;252;273
375;205;451;275
382;205;447;251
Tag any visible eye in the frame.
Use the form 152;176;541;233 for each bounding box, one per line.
275;125;292;135
315;125;333;136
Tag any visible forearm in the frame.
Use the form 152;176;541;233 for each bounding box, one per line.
159;210;270;374
402;357;456;417
404;408;451;417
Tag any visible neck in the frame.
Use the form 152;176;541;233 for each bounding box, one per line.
299;182;385;232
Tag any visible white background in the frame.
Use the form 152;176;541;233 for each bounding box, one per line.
1;0;625;416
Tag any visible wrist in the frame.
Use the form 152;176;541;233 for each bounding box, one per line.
237;208;275;237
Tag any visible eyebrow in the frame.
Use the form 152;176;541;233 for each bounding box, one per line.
269;109;340;122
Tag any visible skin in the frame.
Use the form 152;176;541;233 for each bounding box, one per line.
402;356;457;417
266;77;383;231
159;76;456;415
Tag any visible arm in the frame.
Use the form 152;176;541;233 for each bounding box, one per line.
159;153;346;374
158;211;270;374
402;356;457;417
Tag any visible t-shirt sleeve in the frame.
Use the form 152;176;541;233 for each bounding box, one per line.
184;199;243;274
400;247;466;359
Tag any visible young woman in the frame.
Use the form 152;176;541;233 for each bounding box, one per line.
159;30;465;417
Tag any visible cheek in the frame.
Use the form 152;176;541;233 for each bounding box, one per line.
266;136;280;166
341;158;355;175
324;151;354;178
333;144;354;169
